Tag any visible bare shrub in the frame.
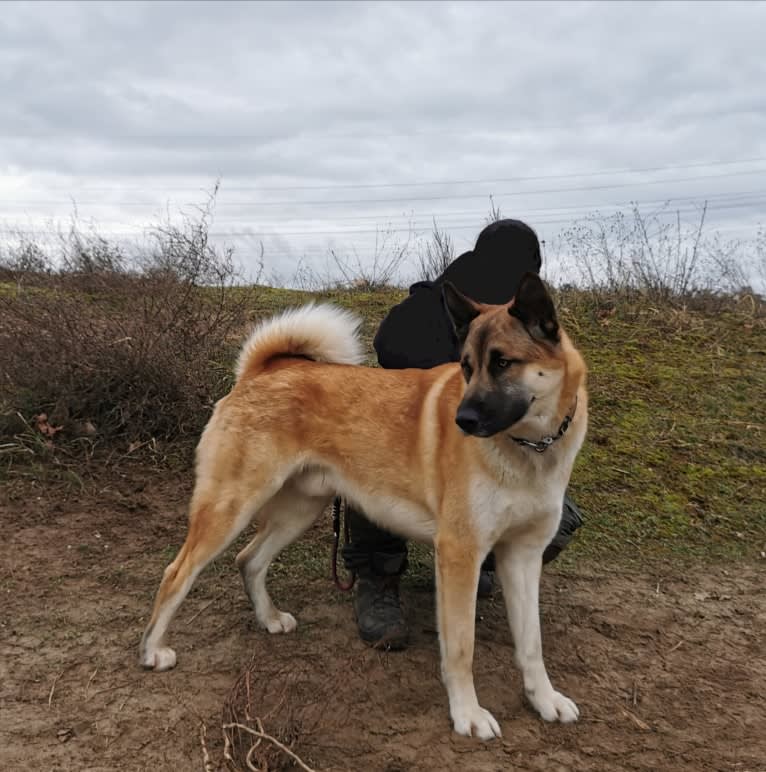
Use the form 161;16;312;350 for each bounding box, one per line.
701;231;749;294
414;219;455;282
485;195;503;224
325;225;410;291
555;202;752;302
751;224;766;294
282;226;410;292
287;255;326;292
0;194;258;450
0;237;52;283
62;228;127;276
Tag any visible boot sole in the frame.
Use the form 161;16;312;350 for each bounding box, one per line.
359;628;410;651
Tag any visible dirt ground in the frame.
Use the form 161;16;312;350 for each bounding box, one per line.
1;466;764;772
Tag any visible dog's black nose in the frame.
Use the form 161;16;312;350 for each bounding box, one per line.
456;406;481;434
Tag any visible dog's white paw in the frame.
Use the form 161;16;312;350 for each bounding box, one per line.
264;611;297;634
528;688;579;723
141;646;177;672
451;705;502;740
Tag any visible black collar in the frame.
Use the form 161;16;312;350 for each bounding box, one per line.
510;396;578;453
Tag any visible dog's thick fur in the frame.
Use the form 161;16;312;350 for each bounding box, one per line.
140;274;588;740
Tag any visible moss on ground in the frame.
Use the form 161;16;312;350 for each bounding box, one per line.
561;300;765;562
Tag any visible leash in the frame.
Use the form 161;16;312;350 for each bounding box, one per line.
331;497;357;591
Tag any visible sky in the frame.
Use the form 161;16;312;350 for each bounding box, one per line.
1;0;765;286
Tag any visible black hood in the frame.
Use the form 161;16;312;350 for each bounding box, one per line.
437;219;542;305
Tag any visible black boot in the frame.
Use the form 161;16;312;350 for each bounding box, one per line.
477;553;495;598
543;494;584;564
353;573;409;650
341;505;410;650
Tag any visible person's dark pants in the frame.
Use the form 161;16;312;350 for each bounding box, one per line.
342;507;409;578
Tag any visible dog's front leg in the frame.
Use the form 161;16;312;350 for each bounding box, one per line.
435;534;501;740
495;540;579;723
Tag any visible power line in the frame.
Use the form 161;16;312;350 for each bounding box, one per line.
5;188;761;228
179;200;766;238
5;201;763;247
213;200;766;237
5;168;765;209
24;187;759;229
19;156;766;194
222;157;766;191
153;189;766;226
7;199;762;241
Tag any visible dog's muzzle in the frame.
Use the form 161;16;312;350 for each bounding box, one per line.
455;394;531;438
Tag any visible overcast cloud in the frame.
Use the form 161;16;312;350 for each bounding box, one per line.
1;0;765;284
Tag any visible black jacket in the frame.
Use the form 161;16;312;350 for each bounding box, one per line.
373;219;542;369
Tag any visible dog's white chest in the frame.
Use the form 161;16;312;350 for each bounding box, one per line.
469;462;567;546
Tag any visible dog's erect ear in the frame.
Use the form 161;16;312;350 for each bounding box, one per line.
443;281;482;344
509;273;560;343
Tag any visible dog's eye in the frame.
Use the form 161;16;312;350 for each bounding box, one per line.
491;351;521;370
461;361;473;381
494;357;523;372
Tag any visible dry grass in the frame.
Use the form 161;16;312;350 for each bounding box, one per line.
0;207;258;456
217;661;324;772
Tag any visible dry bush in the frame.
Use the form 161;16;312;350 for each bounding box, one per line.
289;225;410;292
750;224;766;293
0;197;259;452
216;661;324;772
553;202;757;306
333;225;410;291
485;194;503;225
212;645;390;771
414;219;454;282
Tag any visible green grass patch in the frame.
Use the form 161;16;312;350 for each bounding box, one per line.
556;297;765;562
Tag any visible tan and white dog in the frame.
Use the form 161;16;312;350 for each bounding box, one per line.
140;273;588;740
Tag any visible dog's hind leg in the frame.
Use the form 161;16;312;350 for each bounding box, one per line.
236;482;330;634
494;540;579;723
140;480;282;672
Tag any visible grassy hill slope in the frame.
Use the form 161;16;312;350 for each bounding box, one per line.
2;282;765;562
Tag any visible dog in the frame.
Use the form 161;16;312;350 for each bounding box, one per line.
140;272;588;740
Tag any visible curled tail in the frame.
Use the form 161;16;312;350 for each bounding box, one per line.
235;303;364;380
